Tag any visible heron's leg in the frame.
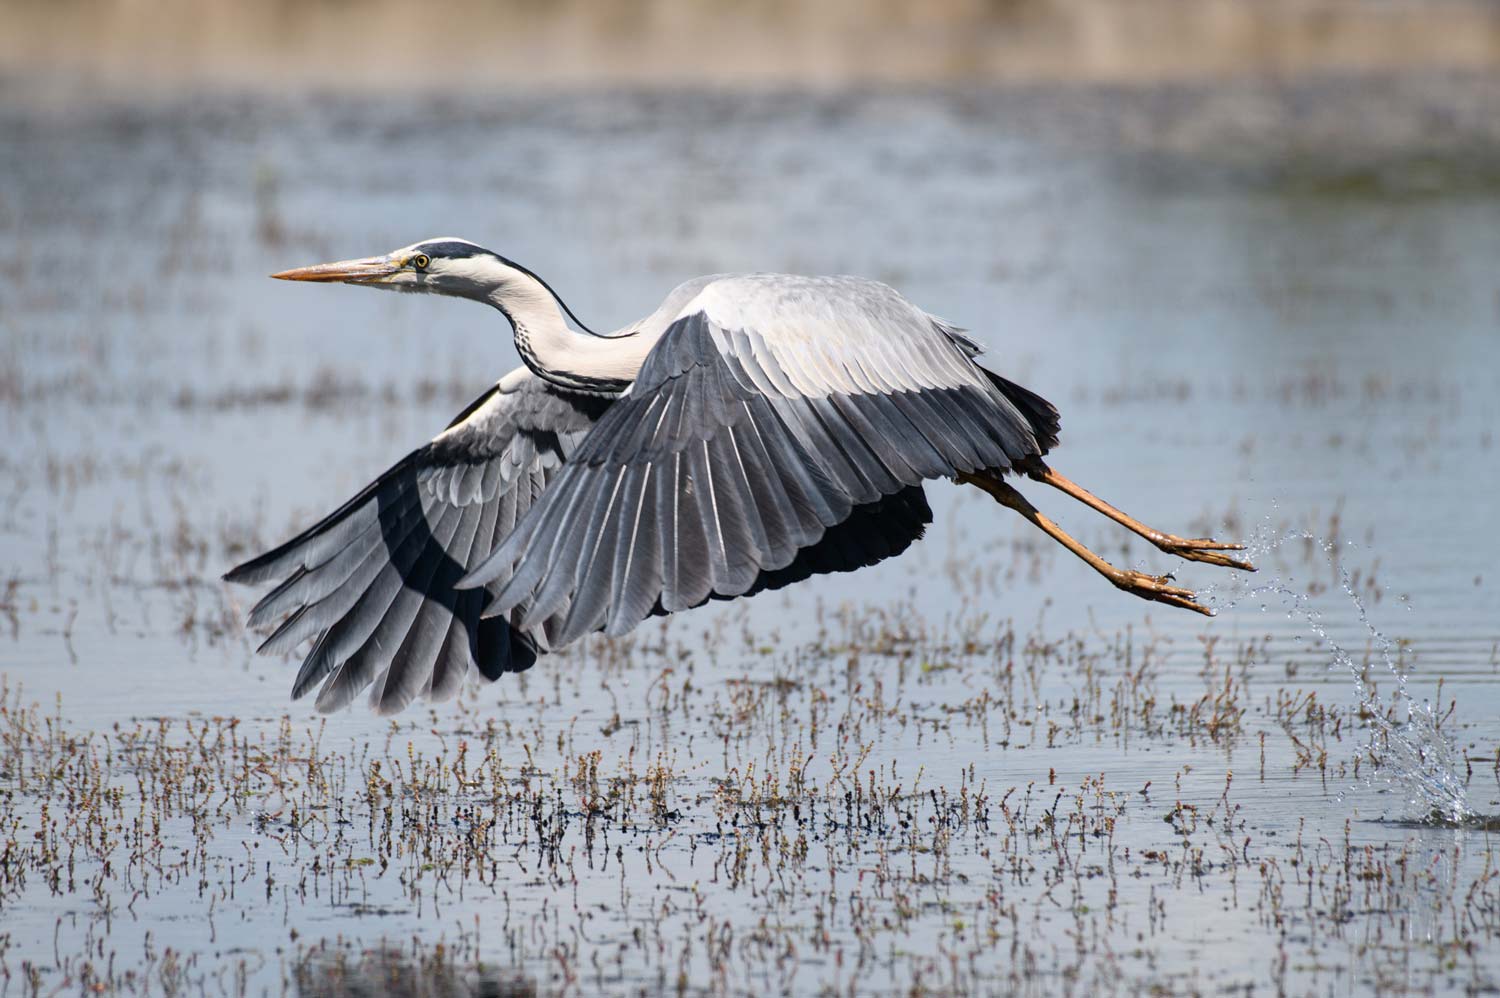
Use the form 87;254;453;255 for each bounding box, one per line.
959;471;1214;617
1028;466;1255;572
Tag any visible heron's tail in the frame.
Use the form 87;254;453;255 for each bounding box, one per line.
981;369;1060;455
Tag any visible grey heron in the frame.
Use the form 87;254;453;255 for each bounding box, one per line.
226;238;1253;715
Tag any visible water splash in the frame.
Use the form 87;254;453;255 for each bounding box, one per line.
1201;522;1475;825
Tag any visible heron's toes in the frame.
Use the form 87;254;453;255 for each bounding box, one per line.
1179;536;1244;551
1113;570;1215;617
1172;546;1257;572
1156;535;1256;572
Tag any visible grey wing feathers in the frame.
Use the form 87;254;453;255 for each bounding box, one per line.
224;369;608;715
933;316;1060;454
465;282;1048;647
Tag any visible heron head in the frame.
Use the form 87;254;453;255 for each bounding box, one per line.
271;238;509;299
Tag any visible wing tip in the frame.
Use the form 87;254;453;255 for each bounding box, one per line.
223;559;269;585
312;684;350;715
371;690;414;717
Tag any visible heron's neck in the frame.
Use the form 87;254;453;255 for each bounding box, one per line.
481;262;652;394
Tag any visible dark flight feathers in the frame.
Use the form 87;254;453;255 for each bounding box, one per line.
224;374;606;714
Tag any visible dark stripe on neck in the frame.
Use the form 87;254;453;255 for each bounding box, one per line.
515;327;631;396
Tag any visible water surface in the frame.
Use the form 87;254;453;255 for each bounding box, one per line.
2;87;1498;996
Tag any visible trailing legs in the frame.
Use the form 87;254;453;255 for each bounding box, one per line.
960;466;1252;617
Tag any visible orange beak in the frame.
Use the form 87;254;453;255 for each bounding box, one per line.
271;255;401;284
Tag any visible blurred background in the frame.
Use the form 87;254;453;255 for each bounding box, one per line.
2;3;1500;993
7;0;1500;92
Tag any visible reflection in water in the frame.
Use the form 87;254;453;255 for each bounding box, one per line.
296;945;535;998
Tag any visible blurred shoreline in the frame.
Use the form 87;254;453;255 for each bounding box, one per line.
4;0;1499;102
7;72;1500;188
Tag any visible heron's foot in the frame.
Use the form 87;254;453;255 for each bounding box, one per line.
1150;534;1256;572
1109;569;1214;617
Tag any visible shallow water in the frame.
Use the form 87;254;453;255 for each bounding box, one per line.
2;88;1499;996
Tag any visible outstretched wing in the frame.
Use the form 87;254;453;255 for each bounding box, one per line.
464;274;1049;646
224;367;610;715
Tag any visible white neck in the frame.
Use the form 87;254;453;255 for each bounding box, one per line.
448;254;654;393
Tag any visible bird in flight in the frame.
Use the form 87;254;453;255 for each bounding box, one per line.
226;238;1253;715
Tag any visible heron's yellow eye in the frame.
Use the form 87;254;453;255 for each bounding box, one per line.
411;254;430;270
